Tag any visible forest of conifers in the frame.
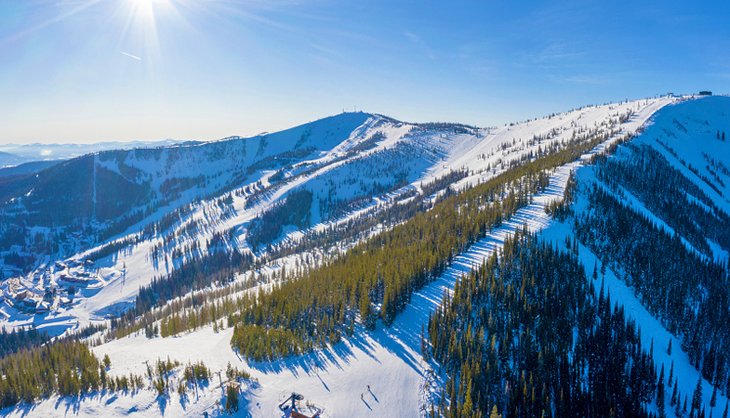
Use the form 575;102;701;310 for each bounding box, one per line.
3;117;727;418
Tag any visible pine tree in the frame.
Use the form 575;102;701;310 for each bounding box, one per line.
360;292;374;330
667;339;672;356
692;376;703;415
657;364;666;418
103;354;111;369
420;324;430;361
676;392;684;417
489;405;502;418
463;382;474;416
225;385;239;412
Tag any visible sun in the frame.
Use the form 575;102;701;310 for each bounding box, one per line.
128;0;170;24
119;0;174;65
130;0;167;6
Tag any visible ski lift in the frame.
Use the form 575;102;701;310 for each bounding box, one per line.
278;392;304;412
278;392;323;418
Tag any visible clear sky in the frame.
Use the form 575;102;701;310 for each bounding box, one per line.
1;0;729;143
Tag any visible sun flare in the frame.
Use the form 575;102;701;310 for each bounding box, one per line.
129;0;164;21
120;0;175;65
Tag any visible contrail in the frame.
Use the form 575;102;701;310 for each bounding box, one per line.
120;51;142;61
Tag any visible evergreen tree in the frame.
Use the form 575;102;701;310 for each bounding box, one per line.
360;292;374;330
224;386;238;412
103;354;111;369
692;376;703;415
657;364;666;418
676;392;684;417
428;232;660;417
462;382;474;416
573;142;730;387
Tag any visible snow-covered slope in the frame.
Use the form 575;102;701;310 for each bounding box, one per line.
635;95;730;217
0;95;693;417
540;95;730;417
0;98;664;336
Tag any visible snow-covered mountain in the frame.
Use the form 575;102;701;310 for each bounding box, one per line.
0;100;654;330
537;96;730;417
0;95;728;418
0;112;464;281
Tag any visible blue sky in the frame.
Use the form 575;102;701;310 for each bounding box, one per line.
1;0;729;143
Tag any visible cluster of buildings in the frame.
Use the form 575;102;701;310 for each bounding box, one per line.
1;259;98;316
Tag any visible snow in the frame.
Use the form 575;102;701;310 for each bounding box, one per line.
537;95;730;417
13;95;730;418
11;162;575;418
8;98;669;335
540;221;729;417
2;96;682;417
708;240;729;265
636;96;730;214
578;168;708;259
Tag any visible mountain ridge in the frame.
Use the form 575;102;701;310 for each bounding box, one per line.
4;95;729;417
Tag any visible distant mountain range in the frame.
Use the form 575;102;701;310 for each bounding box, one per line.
0;139;197;168
0;150;26;168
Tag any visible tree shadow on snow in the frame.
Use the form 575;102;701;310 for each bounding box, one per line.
2;403;37;418
156;395;168;416
243;340;357;377
236;228;523;385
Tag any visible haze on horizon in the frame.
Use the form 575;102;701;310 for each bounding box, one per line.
1;0;729;144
